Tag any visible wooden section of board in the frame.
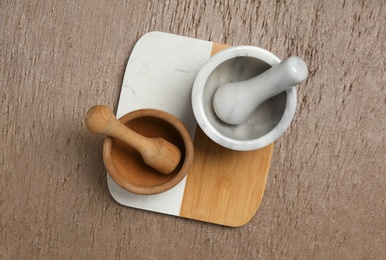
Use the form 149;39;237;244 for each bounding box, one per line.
210;42;230;56
180;43;275;227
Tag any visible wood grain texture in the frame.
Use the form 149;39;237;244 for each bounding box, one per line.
180;127;274;227
180;43;274;227
1;0;385;259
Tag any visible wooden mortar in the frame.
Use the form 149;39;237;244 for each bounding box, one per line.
102;109;194;195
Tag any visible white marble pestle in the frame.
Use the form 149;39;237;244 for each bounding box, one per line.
213;56;308;125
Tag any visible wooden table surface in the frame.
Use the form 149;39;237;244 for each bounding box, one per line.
1;0;385;259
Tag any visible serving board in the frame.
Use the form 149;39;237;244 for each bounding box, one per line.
107;32;274;227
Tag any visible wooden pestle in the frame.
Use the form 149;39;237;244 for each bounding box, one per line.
85;105;181;175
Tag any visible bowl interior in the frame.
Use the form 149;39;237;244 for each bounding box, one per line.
202;56;287;141
103;110;192;195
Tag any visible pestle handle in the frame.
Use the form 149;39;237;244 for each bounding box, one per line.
251;56;308;95
85;105;181;174
213;56;308;125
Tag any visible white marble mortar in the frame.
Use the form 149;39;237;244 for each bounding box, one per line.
191;46;297;151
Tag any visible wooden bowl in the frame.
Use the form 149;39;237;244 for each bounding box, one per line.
103;109;194;195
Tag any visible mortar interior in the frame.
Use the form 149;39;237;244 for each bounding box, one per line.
202;56;287;141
